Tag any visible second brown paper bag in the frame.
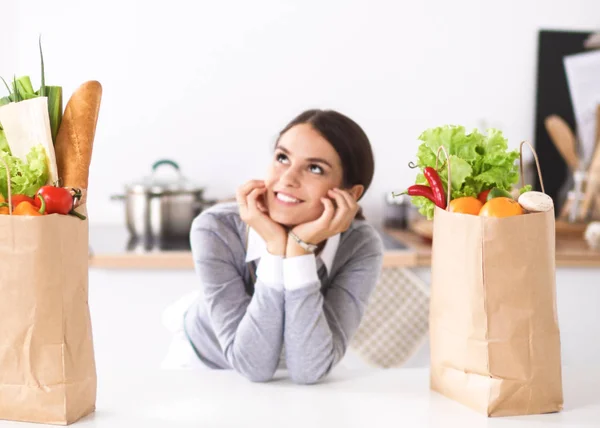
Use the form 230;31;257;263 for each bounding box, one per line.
429;143;563;417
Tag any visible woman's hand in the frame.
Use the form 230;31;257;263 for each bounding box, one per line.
290;187;359;246
236;179;287;255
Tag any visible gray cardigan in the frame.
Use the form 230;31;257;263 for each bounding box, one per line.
184;201;384;384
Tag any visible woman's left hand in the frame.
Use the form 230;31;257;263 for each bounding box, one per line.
291;187;359;245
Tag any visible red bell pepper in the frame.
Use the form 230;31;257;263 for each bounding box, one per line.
14;194;46;216
10;194;36;208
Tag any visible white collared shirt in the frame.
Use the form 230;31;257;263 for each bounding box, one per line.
244;227;341;290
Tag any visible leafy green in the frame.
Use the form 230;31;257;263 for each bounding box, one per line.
411;195;436;220
0;144;49;198
410;125;521;219
519;184;532;195
0;127;9;153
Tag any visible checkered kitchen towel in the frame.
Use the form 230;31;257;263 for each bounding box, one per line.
349;267;430;368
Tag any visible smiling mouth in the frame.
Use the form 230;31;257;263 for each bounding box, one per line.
275;192;303;204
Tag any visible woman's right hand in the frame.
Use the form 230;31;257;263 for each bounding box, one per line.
236;180;287;256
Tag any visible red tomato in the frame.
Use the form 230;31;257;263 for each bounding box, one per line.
477;189;491;205
34;186;74;215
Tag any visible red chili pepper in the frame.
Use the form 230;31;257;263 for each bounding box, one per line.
423;167;447;209
406;184;436;204
477;189;491;205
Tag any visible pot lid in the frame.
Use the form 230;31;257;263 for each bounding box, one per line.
127;159;205;194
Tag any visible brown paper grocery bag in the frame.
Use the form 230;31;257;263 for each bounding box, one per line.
0;164;97;424
429;143;563;417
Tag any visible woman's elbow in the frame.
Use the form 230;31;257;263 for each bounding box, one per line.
235;364;277;383
227;347;279;383
246;371;276;383
289;365;331;385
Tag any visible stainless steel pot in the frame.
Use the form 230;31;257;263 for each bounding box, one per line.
111;159;217;239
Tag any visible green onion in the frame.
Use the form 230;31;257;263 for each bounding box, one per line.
12;76;21;102
46;86;62;144
39;35;46;97
15;76;37;100
15;76;34;95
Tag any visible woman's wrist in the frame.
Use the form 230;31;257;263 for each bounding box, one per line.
285;238;313;258
267;237;287;256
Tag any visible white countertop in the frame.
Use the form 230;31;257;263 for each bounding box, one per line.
1;367;598;427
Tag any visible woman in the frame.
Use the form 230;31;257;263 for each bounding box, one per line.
181;109;384;384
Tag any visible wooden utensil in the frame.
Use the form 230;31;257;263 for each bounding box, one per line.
577;105;600;221
579;141;600;220
544;115;580;171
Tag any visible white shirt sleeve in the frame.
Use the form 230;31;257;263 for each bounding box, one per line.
283;254;320;290
256;252;284;290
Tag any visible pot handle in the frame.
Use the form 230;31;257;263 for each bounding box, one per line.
152;159;180;171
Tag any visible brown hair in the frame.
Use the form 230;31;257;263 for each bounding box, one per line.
274;109;375;220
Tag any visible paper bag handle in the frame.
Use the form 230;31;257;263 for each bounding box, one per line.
432;141;544;211
435;146;451;211
0;155;13;215
519;141;545;194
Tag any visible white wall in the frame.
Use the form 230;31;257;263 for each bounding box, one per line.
3;0;600;226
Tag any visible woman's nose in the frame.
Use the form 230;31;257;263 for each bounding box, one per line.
279;166;301;187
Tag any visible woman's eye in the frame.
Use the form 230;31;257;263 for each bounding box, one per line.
309;165;323;175
276;153;323;175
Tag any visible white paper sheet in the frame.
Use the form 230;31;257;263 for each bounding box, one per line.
563;50;600;166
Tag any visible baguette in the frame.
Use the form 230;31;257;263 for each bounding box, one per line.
55;80;102;197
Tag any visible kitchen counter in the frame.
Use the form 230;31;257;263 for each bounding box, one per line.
0;367;597;427
88;224;417;269
385;229;600;268
88;224;600;269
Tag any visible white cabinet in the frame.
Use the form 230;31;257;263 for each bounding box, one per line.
554;268;600;366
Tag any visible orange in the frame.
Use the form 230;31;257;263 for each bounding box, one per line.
0;195;7;215
448;197;483;215
479;197;523;217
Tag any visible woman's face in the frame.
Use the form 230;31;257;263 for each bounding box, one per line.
263;123;345;227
